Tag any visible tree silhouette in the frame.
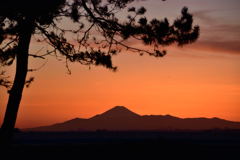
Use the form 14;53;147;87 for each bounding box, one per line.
0;0;199;144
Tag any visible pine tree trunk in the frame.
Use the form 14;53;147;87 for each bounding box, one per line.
0;19;33;145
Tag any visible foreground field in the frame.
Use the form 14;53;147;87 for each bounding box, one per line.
1;130;240;159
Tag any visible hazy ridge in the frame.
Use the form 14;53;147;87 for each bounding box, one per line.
25;106;240;132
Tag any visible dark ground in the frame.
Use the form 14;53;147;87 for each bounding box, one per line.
1;130;240;159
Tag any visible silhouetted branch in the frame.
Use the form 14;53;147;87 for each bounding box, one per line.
28;60;48;72
25;77;34;88
0;71;11;89
1;37;18;50
28;54;45;59
78;23;95;46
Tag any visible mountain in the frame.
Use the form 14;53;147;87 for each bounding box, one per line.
90;106;140;119
25;106;240;132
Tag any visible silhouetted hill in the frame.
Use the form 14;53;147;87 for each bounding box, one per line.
91;106;140;119
25;106;240;132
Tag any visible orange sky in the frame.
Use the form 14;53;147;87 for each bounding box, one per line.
0;0;240;128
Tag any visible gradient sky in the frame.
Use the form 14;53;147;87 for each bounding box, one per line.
1;0;240;128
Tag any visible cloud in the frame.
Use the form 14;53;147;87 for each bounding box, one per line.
190;9;240;55
197;22;240;54
193;10;218;24
203;24;240;39
193;8;240;25
191;40;240;55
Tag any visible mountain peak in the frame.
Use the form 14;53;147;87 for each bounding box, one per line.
110;106;131;111
91;106;140;119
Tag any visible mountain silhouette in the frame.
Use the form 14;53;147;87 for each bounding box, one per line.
91;106;140;119
25;106;240;132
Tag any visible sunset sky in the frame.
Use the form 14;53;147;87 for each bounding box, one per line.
0;0;240;128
